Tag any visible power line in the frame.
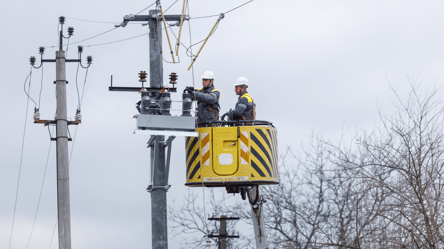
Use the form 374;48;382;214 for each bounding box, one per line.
49;218;57;249
69;27;118;46
224;0;254;14
191;0;255;19
164;0;179;13
9;67;34;249
65;17;119;24
75;61;81;110
26;135;53;249
45;27;118;48
80;68;89;109
135;1;157;15
23;68;37;109
38;64;44;109
83;33;148;47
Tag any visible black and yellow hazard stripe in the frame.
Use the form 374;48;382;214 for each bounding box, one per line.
185;136;201;180
267;128;278;178
250;128;277;179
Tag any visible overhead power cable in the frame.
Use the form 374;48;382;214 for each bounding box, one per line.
82;33;148;47
38;65;44;109
45;27;118;48
164;0;179;13
135;1;157;15
26;134;53;249
224;0;254;14
75;61;81;110
191;0;254;19
9;67;34;249
23;68;37;109
65;17;119;24
79;68;89;110
187;14;223;70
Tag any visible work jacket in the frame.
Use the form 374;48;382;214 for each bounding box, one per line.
195;85;220;124
233;91;255;121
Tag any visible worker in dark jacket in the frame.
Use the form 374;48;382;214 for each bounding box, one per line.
190;71;220;125
223;77;255;123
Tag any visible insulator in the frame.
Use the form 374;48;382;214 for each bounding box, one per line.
182;93;192;116
139;71;147;82
68;27;74;36
78;46;83;53
75;109;82;122
30;56;36;65
141;89;150;114
59;16;65;24
33;108;40;120
160;92;172;116
169;72;178;84
87;56;92;64
39;47;45;55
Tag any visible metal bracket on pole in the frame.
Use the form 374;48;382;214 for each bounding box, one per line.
164;136;176;185
146;184;171;192
151;136;160;185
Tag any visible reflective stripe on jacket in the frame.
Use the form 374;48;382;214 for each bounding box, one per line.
233;91;254;121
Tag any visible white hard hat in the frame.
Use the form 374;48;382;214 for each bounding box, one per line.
234;77;249;86
201;71;215;80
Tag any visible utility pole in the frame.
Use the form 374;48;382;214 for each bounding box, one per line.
111;5;192;249
31;16;92;249
208;216;240;249
248;186;268;248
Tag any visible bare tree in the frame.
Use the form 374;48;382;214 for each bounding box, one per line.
326;83;444;248
169;188;254;249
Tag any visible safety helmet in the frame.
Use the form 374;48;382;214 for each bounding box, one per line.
201;71;215;80
233;77;249;86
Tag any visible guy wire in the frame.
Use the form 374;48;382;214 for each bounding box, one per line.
38;64;44;109
9;67;34;249
187;2;210;247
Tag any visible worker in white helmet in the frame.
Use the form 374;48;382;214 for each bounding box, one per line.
185;71;220;125
222;77;255;124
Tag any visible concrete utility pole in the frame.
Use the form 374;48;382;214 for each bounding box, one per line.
220;217;227;249
208;216;240;249
32;16;92;249
115;8;190;249
249;186;268;249
147;9;168;248
55;48;71;249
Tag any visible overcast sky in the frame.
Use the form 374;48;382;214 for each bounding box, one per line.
1;0;444;248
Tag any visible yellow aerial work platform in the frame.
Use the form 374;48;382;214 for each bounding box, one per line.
185;121;278;188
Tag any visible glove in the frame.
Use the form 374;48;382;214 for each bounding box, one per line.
184;86;195;93
228;109;234;121
221;112;229;121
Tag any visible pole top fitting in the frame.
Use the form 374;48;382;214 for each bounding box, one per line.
219;13;225;20
59;16;65;24
68;27;74;36
139;71;148;82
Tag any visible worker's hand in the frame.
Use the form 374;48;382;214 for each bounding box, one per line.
227;109;234;121
184;86;195;93
221;112;229;121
